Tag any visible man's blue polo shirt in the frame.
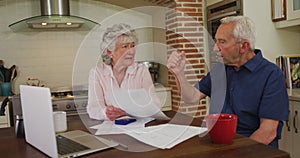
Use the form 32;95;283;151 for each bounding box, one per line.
195;49;289;148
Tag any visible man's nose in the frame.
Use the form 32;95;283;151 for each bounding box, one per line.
213;43;220;52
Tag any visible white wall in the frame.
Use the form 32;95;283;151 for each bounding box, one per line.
0;0;155;93
243;0;300;62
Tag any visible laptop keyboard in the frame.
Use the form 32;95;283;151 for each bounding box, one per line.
56;135;90;155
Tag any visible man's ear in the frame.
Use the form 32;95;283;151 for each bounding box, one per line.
240;41;250;54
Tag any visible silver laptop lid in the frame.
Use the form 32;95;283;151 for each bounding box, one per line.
20;85;58;157
20;85;118;158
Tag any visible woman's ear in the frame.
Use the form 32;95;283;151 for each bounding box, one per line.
107;49;113;57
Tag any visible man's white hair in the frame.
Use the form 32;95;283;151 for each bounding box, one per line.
221;16;256;50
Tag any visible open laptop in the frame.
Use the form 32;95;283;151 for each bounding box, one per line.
19;85;118;158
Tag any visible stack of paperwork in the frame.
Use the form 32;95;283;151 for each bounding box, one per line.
91;122;207;149
90;117;155;135
126;124;207;149
91;88;207;149
107;89;168;118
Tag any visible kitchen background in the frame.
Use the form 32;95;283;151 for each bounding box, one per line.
0;0;300;101
1;0;300;156
0;0;170;92
0;0;295;155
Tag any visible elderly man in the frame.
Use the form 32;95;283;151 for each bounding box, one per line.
167;16;289;148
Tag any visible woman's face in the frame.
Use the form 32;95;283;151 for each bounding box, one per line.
111;35;136;67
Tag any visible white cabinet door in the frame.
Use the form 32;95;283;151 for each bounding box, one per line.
287;0;300;20
279;102;293;155
155;89;172;111
0;101;11;128
292;101;300;158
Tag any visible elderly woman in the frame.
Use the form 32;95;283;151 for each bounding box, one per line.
87;23;160;121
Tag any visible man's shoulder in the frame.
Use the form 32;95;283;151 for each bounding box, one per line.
261;58;281;71
253;50;281;72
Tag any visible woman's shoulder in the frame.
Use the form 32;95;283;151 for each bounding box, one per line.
124;63;148;76
129;63;149;73
135;62;148;69
90;63;112;75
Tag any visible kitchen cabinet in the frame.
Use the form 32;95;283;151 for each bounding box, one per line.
0;99;11;128
279;96;300;158
275;0;300;28
287;0;300;20
155;86;172;111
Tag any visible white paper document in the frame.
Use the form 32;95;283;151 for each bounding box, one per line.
127;124;208;149
107;89;169;120
90;118;155;135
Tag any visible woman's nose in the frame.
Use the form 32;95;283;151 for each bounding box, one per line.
127;48;135;54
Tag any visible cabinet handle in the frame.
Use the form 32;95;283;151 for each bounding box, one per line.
286;110;291;131
293;110;298;133
286;120;291;131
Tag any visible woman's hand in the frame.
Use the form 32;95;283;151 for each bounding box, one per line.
106;105;126;121
167;51;186;76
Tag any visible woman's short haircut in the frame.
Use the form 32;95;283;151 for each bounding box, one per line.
100;23;138;65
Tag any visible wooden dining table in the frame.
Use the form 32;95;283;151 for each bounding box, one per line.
0;111;290;158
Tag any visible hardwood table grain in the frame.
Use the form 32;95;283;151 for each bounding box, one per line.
0;111;290;158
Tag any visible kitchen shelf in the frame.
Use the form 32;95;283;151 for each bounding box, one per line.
275;18;300;28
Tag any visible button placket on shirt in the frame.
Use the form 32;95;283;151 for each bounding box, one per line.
227;67;236;108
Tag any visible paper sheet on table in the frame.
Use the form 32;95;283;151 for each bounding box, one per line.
127;124;208;149
107;89;169;120
90;117;154;135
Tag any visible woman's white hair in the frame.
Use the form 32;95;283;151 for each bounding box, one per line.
221;16;256;51
100;23;138;65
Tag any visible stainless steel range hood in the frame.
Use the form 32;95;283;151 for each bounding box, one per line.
9;0;99;32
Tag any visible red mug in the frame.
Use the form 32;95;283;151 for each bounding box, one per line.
205;113;237;144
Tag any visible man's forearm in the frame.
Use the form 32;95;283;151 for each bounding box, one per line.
250;129;277;145
249;119;278;145
175;72;203;104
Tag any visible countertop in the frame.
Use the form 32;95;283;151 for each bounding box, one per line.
288;88;300;101
0;96;7;102
154;84;171;92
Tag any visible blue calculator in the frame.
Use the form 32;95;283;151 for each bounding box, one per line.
114;118;136;125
